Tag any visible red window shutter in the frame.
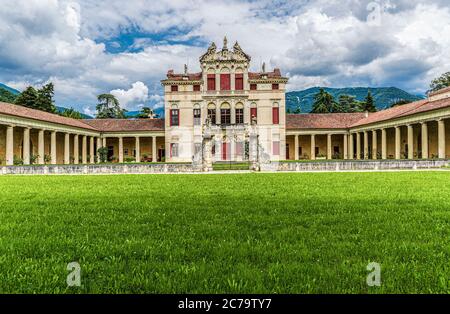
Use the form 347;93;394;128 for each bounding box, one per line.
250;108;257;119
250;84;257;90
207;74;215;91
220;74;230;90
222;143;227;160
272;107;279;125
169;110;173;126
171;85;178;92
235;74;243;90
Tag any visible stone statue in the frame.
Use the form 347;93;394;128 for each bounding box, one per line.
262;62;266;73
184;64;188;75
223;36;228;50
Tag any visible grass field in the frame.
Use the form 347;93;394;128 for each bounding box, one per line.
1;172;450;293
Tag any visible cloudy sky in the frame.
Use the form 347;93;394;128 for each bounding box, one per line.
0;0;449;115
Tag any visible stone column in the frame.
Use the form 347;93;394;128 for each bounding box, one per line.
50;130;57;164
216;106;221;125
395;126;401;159
73;135;79;164
23;127;31;165
421;122;428;159
407;124;414;160
438;119;446;159
135;136;141;162
230;102;236;125
231;72;235;91
356;133;361;160
310;134;316;160
152;136;157;162
363;131;369;160
381;128;387;160
327;134;332;159
82;135;87;164
64;133;70;164
349;133;354;160
102;137;106;148
5;125;14;166
118;137;124;163
372;130;377;160
97;137;102;163
89;136;95;163
38;129;45;164
215;72;220;92
294;135;299;160
343;133;348;160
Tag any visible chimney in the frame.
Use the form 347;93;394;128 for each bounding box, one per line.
365;111;369;118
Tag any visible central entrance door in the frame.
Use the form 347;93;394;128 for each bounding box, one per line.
222;142;228;161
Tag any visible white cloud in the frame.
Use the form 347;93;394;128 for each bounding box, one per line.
110;81;149;109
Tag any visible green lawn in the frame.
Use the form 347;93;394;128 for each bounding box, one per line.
1;172;450;293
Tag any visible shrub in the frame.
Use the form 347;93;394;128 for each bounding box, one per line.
124;157;136;163
44;155;51;164
13;155;24;165
97;147;108;163
30;154;39;164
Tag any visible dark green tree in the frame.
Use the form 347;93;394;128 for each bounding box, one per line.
15;86;38;109
0;88;18;103
137;107;158;119
361;90;377;112
96;94;126;119
429;72;450;93
311;88;338;113
60;107;83;119
36;83;56;113
338;94;365;113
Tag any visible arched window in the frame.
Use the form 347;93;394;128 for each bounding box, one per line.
220;103;231;125
235;67;244;90
193;103;201;126
235;102;244;124
250;102;257;121
170;104;179;126
220;67;231;91
207;103;216;124
207;68;215;91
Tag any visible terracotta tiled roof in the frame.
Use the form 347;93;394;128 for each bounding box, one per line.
0;101;97;130
248;68;283;79
83;119;164;132
286;113;367;129
429;86;450;97
350;97;450;127
165;70;202;81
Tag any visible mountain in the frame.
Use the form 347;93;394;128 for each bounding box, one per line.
125;107;165;119
286;87;425;113
0;83;20;95
55;106;93;119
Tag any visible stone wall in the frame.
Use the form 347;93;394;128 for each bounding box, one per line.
275;160;450;172
0;163;197;175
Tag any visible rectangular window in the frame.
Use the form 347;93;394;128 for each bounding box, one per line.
207;109;216;124
170;143;179;158
272;107;279;125
221;108;231;125
235;108;244;124
193;85;200;92
250;84;257;90
235;74;243;90
250;107;257;120
220;74;231;90
171;85;178;92
273;141;280;155
272;83;279;90
193;109;201;126
207;74;215;91
170;109;179;126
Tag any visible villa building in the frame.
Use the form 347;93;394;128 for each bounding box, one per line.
0;39;449;166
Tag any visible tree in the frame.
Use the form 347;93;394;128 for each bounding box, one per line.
361;90;377;112
96;94;126;119
137;107;158;119
15;86;38;109
311;88;339;113
0;88;18;103
60;107;83;119
36;83;56;113
429;72;450;93
338;95;357;113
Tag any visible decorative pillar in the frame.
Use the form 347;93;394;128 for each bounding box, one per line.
135;136;141;162
38;129;45;164
294;135;299;160
215;72;220;92
118;137;124;163
310;134;316;160
102;137;106;148
89;136;95;163
23;127;31;165
356;133;361;160
407;124;414;160
73;135;79;164
50;130;57;165
349;133;354;160
5;125;14;166
381;128;387;160
421;122;428;159
97;137;102;163
438;119;446;159
82;135;87;164
372;130;377;160
363;131;369;160
64;133;70;165
343;133;348;160
327;134;332;159
152;136;157;162
395;126;401;160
